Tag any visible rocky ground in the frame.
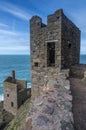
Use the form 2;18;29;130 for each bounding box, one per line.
70;78;86;130
24;71;74;130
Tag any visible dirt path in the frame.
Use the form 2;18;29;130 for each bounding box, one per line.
70;78;86;130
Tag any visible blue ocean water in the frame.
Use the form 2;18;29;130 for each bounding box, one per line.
80;55;86;64
0;55;30;100
0;54;86;100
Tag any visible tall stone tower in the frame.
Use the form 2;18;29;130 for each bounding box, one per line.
30;9;80;98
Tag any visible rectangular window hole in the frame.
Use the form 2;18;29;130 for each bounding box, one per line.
57;16;60;19
7;94;9;97
11;102;14;107
34;62;39;67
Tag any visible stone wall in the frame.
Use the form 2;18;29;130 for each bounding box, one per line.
3;78;29;116
70;64;86;78
16;80;27;90
17;80;28;108
30;9;80;98
18;89;27;107
3;82;18;115
61;13;80;68
30;10;62;98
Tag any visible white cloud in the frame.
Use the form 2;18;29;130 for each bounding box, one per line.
0;28;30;54
0;2;32;21
0;28;29;37
0;23;8;28
0;29;17;36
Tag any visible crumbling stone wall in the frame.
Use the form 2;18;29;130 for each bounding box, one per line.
61;13;80;68
3;82;18;115
18;89;27;107
24;70;74;130
70;64;86;78
30;9;80;98
16;80;27;90
3;74;28;116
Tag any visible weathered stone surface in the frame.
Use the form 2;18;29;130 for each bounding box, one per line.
3;71;28;116
70;64;86;78
26;8;77;130
42;105;54;115
24;71;74;130
47;98;56;103
30;9;80;98
64;85;70;90
61;120;74;130
25;117;32;130
37;115;49;126
34;98;43;106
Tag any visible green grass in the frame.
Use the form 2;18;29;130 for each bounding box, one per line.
4;98;31;130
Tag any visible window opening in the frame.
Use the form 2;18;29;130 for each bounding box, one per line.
34;62;38;67
7;94;9;97
68;43;71;48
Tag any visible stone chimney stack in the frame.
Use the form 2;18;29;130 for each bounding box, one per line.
12;70;15;82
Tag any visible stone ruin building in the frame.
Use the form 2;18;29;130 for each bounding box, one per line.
30;9;80;98
3;70;30;115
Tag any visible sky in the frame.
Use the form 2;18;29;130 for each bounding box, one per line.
0;0;86;54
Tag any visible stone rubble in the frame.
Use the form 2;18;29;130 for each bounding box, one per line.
24;72;74;130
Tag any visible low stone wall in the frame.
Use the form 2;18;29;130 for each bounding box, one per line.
70;64;86;78
23;70;74;130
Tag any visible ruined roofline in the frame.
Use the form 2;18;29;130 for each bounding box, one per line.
4;77;26;83
3;77;16;83
30;9;63;28
30;8;80;31
47;8;63;19
30;15;46;28
3;70;26;84
30;9;62;26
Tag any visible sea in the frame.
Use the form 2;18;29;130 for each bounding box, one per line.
0;55;31;101
0;54;86;101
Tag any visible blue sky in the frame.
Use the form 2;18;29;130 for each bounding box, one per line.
0;0;86;54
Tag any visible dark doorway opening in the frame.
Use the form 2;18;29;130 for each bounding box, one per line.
47;42;55;66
